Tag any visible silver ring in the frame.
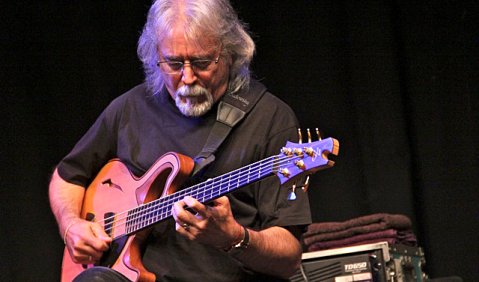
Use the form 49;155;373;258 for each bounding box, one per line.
182;223;190;231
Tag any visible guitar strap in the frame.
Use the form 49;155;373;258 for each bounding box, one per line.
192;80;267;176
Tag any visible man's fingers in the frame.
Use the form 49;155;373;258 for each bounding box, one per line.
88;223;111;251
70;241;104;263
183;196;209;219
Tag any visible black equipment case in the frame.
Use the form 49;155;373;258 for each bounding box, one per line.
290;241;427;282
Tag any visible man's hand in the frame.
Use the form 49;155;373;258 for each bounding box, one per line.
49;169;111;265
172;196;243;249
64;218;112;264
171;195;303;278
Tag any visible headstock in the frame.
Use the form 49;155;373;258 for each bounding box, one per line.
274;131;339;185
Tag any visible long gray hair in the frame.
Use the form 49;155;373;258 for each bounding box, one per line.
137;0;255;95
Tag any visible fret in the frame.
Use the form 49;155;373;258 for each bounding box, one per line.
143;204;149;228
237;168;241;188
197;186;205;202
145;203;151;226
143;206;147;230
126;210;132;233
136;206;142;231
206;180;213;201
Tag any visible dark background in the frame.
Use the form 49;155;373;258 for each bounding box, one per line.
1;1;477;281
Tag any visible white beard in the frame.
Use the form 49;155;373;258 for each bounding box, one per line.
174;85;214;117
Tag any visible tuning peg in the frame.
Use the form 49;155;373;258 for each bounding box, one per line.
298;175;310;192
307;128;312;143
304;147;315;157
297;128;303;144
288;184;297;201
281;147;293;156
293;148;304;157
295;159;306;170
315;128;322;140
279;168;291;177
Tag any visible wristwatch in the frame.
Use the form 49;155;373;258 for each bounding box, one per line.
225;226;250;254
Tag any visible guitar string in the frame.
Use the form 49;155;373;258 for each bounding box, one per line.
102;153;305;238
97;153;307;238
100;154;284;237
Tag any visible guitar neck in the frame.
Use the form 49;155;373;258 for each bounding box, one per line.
122;154;281;236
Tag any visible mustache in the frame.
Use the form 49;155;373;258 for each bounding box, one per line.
176;85;209;97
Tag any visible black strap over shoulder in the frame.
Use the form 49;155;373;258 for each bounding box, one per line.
192;80;267;176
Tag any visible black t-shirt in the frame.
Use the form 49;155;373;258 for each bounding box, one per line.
57;81;311;281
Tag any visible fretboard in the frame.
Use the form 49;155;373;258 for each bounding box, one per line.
121;154;284;236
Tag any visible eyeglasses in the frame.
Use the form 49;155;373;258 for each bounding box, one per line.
157;55;220;75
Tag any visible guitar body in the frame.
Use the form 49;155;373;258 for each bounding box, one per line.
61;152;195;282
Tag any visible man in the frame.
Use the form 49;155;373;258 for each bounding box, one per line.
49;0;312;281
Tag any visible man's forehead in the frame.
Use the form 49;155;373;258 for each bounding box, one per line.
159;37;218;57
159;24;218;52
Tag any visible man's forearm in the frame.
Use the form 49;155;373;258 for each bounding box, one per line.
49;168;86;237
229;226;302;279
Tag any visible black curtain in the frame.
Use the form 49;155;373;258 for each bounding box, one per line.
1;1;477;281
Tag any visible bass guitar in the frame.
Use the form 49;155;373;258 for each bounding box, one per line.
61;137;339;282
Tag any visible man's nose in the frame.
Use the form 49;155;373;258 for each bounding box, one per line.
181;64;197;85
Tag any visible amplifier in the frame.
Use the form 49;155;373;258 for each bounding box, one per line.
290;242;427;282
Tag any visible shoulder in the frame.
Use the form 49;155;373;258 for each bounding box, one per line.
259;92;296;116
250;80;298;125
109;83;150;107
239;80;299;143
102;83;156;115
